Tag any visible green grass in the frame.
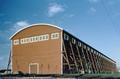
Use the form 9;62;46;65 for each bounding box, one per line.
82;73;120;78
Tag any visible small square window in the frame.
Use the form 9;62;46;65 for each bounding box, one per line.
51;33;59;39
13;39;19;45
94;51;96;54
43;35;45;40
23;38;30;44
91;49;93;52
26;38;30;43
33;36;38;42
84;45;86;49
78;42;81;47
20;38;25;44
44;34;49;40
64;33;69;40
72;38;76;44
30;37;34;42
87;47;90;51
38;35;43;41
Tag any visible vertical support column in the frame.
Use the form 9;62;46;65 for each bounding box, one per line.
76;45;84;73
85;48;93;73
102;57;105;73
81;44;88;73
87;50;93;73
99;55;102;72
94;52;100;73
91;50;97;73
97;53;101;73
69;42;79;73
89;49;96;73
92;52;98;73
96;53;102;73
63;41;71;70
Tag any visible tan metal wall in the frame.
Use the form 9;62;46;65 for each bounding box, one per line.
11;25;62;74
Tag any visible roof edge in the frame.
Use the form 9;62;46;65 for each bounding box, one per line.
10;23;63;39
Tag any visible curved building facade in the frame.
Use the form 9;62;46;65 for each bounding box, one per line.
10;23;116;74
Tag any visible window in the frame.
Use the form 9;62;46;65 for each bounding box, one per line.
33;36;38;42
43;34;49;40
45;34;49;40
91;49;93;52
84;44;86;49
30;37;34;43
87;47;90;51
23;38;30;44
24;38;26;43
38;34;49;41
38;35;43;41
13;39;19;45
29;36;38;43
43;35;45;40
94;51;96;54
78;42;81;47
17;34;49;45
20;38;25;44
51;33;59;39
64;33;69;40
72;38;76;44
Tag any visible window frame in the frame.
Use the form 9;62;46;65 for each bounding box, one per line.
51;33;59;39
13;39;19;45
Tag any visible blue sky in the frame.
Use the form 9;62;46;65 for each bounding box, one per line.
0;0;120;70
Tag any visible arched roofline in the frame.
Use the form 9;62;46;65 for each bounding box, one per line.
10;23;63;39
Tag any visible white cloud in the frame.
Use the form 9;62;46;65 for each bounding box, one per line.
0;20;30;42
48;3;64;17
10;21;30;32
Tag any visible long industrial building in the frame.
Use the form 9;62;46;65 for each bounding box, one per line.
10;23;116;74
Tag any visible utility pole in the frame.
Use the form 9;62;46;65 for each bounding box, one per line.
6;50;11;74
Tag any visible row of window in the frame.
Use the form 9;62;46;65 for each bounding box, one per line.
64;33;114;63
64;33;100;53
64;33;81;45
64;33;96;52
13;33;60;45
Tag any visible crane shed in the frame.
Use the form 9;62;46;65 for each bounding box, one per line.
10;23;116;75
